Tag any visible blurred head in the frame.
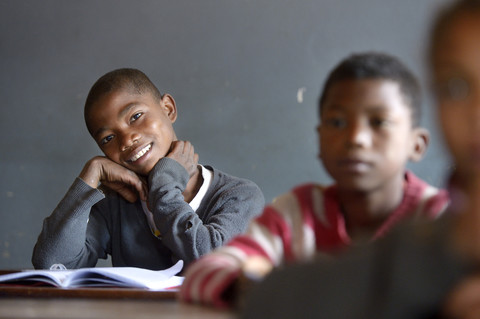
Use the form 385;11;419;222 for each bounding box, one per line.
429;0;480;182
319;52;423;127
84;68;177;176
317;53;429;192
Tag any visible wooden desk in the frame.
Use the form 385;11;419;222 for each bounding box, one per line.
0;282;235;319
0;298;235;319
0;269;236;318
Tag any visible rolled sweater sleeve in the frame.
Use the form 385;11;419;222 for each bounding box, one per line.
32;178;108;269
148;157;264;266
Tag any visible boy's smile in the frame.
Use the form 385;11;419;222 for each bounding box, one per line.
86;89;177;176
125;143;152;163
318;79;423;193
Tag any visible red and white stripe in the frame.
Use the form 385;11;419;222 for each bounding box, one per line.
180;171;449;307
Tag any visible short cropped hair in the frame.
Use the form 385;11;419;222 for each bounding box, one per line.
429;0;480;62
84;68;162;132
318;52;422;127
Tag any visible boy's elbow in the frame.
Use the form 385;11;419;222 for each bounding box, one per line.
31;243;57;269
251;196;265;220
247;183;266;216
31;249;47;269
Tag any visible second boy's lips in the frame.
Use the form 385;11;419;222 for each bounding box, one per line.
336;157;373;172
126;143;153;163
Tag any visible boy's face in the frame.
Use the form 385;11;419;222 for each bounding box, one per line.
85;89;177;176
318;79;426;192
432;12;480;181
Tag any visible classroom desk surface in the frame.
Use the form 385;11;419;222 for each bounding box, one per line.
0;298;236;319
0;271;235;319
0;268;236;319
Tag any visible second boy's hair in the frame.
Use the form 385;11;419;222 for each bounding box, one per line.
318;52;422;127
84;68;163;134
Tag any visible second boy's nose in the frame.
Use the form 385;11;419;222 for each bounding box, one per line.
346;121;372;148
469;91;480;121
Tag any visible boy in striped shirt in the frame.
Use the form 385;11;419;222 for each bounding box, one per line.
180;52;449;308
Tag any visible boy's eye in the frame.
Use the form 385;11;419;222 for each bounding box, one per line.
370;117;388;128
130;112;143;122
436;77;470;101
100;135;114;145
324;117;346;128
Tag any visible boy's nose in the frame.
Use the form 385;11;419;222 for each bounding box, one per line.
470;92;480;119
464;91;480;132
346;122;372;148
120;132;141;152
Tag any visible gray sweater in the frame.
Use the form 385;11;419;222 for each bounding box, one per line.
32;158;264;270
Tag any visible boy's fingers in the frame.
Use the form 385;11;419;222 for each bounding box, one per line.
167;140;191;159
120;171;148;201
116;188;139;203
101;181;139;203
186;142;195;157
99;160;147;202
137;176;148;201
165;140;198;177
169;140;184;153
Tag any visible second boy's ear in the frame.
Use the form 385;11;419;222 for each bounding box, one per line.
160;94;178;123
409;128;430;162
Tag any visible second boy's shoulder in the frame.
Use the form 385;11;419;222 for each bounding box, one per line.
403;170;450;219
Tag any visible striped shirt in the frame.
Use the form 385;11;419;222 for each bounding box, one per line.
180;171;449;308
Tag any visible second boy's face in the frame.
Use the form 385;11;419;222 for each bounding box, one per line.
86;89;177;176
319;79;422;192
432;12;480;182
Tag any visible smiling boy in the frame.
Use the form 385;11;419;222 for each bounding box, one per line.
32;68;264;270
180;52;449;308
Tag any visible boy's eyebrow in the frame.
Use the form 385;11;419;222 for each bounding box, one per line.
322;104;349;113
92;103;141;139
322;104;398;115
322;103;344;111
93;127;108;140
118;103;141;118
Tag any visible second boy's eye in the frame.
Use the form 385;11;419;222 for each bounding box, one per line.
436;76;470;101
100;135;114;145
324;117;346;129
370;117;388;128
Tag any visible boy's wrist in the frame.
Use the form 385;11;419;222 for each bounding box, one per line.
232;256;273;309
149;157;189;184
78;158;101;189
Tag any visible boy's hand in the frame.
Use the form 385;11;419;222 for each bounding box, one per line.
442;274;480;319
232;256;273;309
79;156;147;203
166;140;199;178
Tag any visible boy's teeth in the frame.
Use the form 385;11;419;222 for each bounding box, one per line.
131;144;151;162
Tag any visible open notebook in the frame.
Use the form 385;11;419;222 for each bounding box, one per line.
0;260;183;291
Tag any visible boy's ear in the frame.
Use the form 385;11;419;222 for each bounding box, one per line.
409;128;430;162
160;94;177;123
